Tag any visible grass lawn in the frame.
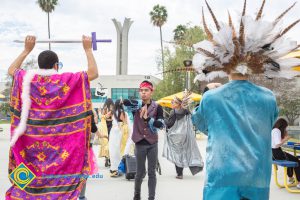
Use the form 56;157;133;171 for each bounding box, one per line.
0;120;10;124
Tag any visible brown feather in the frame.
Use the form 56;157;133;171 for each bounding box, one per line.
205;0;220;31
274;2;297;25
239;0;247;48
273;19;300;42
256;0;266;21
204;66;224;72
196;47;216;58
246;52;268;73
228;10;236;39
241;0;247;16
279;19;300;37
202;7;213;41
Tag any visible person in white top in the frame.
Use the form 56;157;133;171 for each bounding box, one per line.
271;118;300;189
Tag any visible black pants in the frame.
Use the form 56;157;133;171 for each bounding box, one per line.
134;143;158;200
175;165;183;176
272;148;300;181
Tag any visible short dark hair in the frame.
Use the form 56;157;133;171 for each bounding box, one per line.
38;50;59;69
140;80;153;87
203;86;209;94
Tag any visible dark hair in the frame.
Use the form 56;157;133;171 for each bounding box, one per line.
273;118;288;139
140;80;153;87
203;86;209;94
114;99;125;121
38;50;59;69
103;98;114;112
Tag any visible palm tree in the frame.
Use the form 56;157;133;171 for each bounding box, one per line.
37;0;58;50
150;5;168;77
173;25;187;44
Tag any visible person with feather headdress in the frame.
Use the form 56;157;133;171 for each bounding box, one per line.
163;90;204;179
192;0;300;199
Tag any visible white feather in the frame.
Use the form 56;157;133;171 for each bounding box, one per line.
265;68;300;79
205;71;228;82
213;24;235;63
267;37;298;59
193;53;207;69
193;40;214;53
235;65;249;75
276;57;300;69
243;16;275;52
10;69;57;147
193;73;206;82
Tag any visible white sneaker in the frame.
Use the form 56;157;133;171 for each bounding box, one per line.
297;184;300;189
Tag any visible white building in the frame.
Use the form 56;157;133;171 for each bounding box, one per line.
90;75;160;108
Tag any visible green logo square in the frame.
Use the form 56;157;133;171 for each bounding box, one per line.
9;162;36;190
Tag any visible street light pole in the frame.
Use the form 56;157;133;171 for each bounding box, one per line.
183;60;192;90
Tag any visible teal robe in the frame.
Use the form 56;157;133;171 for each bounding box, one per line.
192;80;278;200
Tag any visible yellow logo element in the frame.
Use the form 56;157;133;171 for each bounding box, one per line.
9;163;36;190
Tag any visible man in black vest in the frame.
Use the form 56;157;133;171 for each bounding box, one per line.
123;80;164;200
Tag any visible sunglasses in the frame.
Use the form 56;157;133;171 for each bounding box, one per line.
54;62;63;70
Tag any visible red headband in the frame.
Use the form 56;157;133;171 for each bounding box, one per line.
139;82;153;91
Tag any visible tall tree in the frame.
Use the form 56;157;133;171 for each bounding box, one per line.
150;4;168;77
173;25;187;44
37;0;58;50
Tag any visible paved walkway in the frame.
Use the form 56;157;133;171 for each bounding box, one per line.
0;124;299;199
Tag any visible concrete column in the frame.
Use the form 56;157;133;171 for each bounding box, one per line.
112;18;133;75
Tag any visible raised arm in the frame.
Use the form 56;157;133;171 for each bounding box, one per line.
123;99;141;116
82;35;98;81
8;36;36;76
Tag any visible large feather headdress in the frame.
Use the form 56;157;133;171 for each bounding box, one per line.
193;0;300;82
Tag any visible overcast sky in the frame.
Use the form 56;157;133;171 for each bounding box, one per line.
0;0;299;81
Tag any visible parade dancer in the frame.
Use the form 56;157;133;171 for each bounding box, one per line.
6;35;98;199
192;0;300;199
98;98;114;167
109;99;132;177
163;91;204;179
